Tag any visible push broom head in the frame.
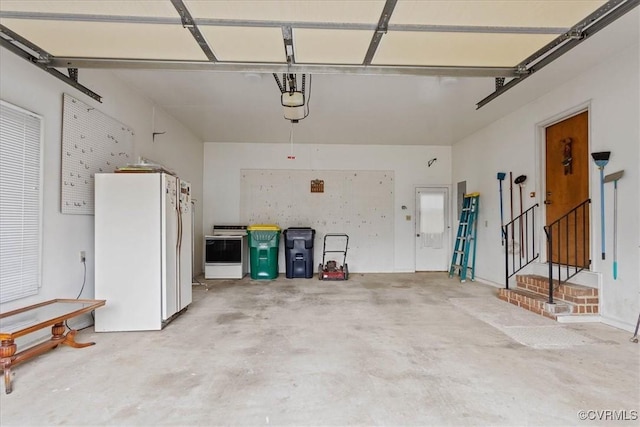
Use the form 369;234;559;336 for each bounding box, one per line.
497;172;506;180
591;151;611;169
604;170;624;183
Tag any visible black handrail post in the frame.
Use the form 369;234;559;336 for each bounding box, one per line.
532;211;536;258
576;209;580;274
565;215;569;279
548;225;554;305
504;224;509;289
583;203;588;268
525;212;529;260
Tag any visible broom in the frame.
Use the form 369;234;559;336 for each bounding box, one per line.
497;172;506;245
604;170;624;279
591;152;610;260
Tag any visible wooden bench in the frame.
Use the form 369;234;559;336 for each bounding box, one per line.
0;298;105;394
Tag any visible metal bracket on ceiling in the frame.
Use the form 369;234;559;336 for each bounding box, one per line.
566;26;585;40
495;77;505;90
476;0;639;109
363;0;398;65
169;0;217;62
68;68;78;82
0;24;102;102
282;25;295;64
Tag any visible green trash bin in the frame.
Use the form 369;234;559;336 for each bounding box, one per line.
247;224;281;280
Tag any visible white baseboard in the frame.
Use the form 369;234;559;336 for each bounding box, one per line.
601;316;635;332
556;314;601;324
473;276;503;289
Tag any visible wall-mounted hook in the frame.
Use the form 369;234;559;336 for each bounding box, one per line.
152;131;166;142
428;158;437;167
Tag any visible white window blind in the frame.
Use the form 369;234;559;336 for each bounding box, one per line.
0;100;43;303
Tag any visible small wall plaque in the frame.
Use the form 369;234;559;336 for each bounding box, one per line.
311;179;324;193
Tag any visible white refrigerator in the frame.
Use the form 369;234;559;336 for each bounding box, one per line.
94;172;192;331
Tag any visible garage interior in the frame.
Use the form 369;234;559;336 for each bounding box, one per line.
1;1;639;425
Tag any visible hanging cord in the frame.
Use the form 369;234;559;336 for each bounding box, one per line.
65;259;89;330
288;121;295;159
304;74;313;119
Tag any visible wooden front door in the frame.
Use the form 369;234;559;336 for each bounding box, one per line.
545;111;590;267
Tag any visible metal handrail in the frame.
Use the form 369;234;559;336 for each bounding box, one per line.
543;199;591;304
503;204;539;288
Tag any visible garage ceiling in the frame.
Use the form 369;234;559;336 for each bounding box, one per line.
0;1;610;70
0;1;638;145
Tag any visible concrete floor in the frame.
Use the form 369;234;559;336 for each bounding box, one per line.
1;272;638;426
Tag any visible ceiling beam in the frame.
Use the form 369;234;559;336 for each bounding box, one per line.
0;25;102;102
476;0;639;109
0;11;568;35
47;57;517;78
363;0;397;65
169;0;217;61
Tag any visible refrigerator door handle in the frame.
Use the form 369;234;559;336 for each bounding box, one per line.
176;201;182;304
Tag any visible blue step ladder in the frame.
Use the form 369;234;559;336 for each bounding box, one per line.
449;193;480;282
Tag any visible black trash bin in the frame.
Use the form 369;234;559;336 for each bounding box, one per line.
284;227;316;279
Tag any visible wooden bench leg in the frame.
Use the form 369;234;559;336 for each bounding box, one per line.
51;322;94;348
1;339;17;394
62;330;95;349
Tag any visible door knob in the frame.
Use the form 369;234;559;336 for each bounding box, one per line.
544;200;552;205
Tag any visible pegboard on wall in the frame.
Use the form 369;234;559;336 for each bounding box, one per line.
61;93;134;214
240;169;394;272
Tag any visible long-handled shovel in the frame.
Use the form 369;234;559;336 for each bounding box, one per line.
514;175;527;257
508;171;516;253
591;152;610;260
497;172;506;245
604;170;624;279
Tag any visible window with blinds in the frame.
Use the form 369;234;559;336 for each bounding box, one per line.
0;100;43;303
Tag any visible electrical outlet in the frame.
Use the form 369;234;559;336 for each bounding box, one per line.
80;251;86;263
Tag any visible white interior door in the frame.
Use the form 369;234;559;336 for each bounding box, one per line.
415;187;450;271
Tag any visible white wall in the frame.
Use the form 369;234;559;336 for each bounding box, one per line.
204;143;451;272
452;43;640;330
0;48;204;325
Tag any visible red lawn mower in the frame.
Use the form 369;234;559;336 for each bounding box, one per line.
318;234;349;280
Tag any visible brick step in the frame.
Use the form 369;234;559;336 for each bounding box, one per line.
516;274;598;304
498;288;571;320
498;284;599;320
